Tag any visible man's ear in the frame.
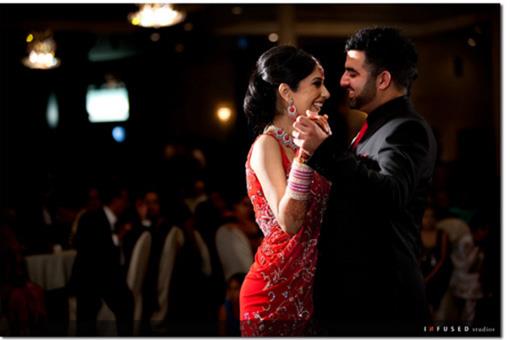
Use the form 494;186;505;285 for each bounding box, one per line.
377;71;392;90
278;83;292;103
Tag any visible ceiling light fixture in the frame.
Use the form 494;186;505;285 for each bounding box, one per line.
22;31;60;70
129;3;186;28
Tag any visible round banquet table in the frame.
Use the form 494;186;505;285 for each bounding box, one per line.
25;250;77;290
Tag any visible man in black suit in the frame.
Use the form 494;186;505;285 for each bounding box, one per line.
293;27;437;335
70;180;134;336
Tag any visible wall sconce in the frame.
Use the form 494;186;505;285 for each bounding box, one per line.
217;107;232;122
128;4;186;28
216;103;235;125
22;31;60;70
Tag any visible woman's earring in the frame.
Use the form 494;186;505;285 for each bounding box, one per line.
287;98;297;119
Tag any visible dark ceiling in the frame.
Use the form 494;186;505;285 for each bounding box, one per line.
1;3;498;63
2;3;498;34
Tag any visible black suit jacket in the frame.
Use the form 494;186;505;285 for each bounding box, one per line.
307;96;437;335
70;207;126;293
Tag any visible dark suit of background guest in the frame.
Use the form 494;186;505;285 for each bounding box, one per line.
308;96;437;335
70;206;133;336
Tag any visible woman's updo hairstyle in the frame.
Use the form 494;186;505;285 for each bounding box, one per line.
243;45;318;135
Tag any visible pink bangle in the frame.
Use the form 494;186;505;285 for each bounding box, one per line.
287;159;313;200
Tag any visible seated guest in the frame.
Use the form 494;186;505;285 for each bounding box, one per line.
419;205;452;316
218;272;245;336
123;190;171;266
69;179;133;336
122;189;173;324
166;216;214;335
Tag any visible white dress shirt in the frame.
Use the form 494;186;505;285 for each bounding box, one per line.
103;206;119;247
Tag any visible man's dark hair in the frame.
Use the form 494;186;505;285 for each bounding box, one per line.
345;27;418;93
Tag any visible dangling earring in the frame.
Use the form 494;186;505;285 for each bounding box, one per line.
287;98;297;120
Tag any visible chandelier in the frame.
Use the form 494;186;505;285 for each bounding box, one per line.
22;31;60;70
128;4;186;28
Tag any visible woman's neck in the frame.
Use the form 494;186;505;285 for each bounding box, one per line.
271;114;293;136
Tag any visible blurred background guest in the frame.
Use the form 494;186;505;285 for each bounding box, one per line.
1;209;47;336
419;204;453;318
68;178;133;336
218;272;245;336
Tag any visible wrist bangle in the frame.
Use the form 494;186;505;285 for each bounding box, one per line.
287;159;313;201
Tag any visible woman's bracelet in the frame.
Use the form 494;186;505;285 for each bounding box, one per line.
286;159;314;201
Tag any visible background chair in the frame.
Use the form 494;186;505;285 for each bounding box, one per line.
150;227;184;333
126;231;152;335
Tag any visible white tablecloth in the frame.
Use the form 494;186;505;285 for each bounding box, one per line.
25;250;77;290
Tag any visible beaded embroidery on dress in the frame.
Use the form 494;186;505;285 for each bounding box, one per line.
240;128;331;336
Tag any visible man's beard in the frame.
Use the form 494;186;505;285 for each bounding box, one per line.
349;76;376;110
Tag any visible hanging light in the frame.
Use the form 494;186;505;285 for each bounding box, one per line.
22;31;60;70
128;4;186;28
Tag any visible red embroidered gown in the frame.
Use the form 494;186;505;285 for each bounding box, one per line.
240;131;331;336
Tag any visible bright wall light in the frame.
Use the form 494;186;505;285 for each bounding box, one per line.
217;106;232;123
86;86;130;123
46;93;59;128
268;33;279;43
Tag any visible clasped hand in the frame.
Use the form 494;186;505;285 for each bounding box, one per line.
292;110;332;162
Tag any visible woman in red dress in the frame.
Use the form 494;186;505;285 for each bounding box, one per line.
240;45;332;336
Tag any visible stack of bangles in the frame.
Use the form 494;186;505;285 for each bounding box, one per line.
287;114;331;200
287;159;314;201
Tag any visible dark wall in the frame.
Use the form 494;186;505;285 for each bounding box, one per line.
0;23;275;213
0;4;501;216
